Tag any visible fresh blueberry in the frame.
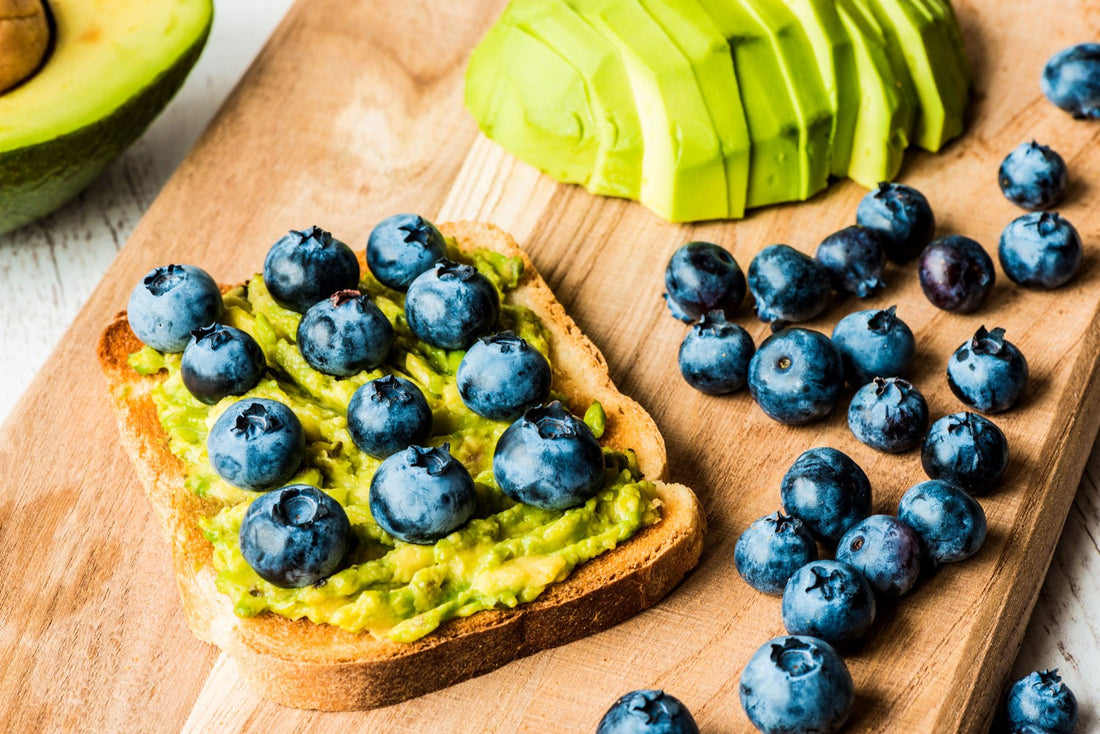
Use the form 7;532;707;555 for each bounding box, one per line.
831;306;916;385
127;264;223;353
856;182;936;262
847;377;929;453
180;323;265;404
663;241;747;322
747;244;831;329
781;560;876;649
947;326;1029;413
369;444;477;544
748;328;843;425
596;690;700;734
404;259;500;350
739;636;854;734
814;226;887;298
677;311;755;394
734;512;819;596
239;484;351;588
366;213;447;291
918;235;996;313
346;375;433;459
781;447;872;542
998;141;1068;210
207;398;306;492
1042;43;1100;119
262;226;360;313
836;515;922;597
897;480;987;564
296;290;394;377
493;401;604;510
999;211;1083;289
921;412;1009;494
456;331;551;420
1005;669;1078;734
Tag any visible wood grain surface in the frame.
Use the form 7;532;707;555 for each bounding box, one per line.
0;0;1098;731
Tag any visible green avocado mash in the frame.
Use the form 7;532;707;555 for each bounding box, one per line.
129;241;660;643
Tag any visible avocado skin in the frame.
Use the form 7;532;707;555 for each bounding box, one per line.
0;8;211;234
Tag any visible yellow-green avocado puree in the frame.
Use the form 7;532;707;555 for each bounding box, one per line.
129;241;659;643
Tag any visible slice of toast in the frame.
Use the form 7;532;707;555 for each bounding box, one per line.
97;220;705;711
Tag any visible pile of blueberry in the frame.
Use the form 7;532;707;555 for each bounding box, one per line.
127;214;610;589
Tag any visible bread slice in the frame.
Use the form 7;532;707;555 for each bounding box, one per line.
97;220;705;711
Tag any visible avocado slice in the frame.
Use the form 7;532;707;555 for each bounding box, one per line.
862;0;968;151
0;0;212;234
784;0;858;178
836;0;915;186
466;19;600;189
570;0;729;221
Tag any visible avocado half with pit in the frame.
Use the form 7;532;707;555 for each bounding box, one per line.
465;0;970;222
0;0;213;234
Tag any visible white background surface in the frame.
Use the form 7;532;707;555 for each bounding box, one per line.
0;0;1094;727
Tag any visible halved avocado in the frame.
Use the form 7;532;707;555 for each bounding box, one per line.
0;0;212;234
571;0;729;222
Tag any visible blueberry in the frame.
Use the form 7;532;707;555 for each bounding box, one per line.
677;311;755;394
404;259;500;350
369;444;477;544
734;512;819;596
127;264;223;353
366;213;447;291
998;141;1068;211
180;324;265;405
296;290;394;377
781;560;876;649
814;226;887;298
663;241;746;322
748;328;843;425
780;447;872;542
493;401;604;510
207;398;306;492
1042;43;1100;119
999;211;1083;289
897;480;987;564
262;226;360;313
239;484;350;588
346;375;433;459
739;636;854;734
456;331;551;420
836;515;922;597
856;182;936;262
847;377;929;453
596;690;699;734
947;326;1029;413
1005;669;1078;734
921;412;1009;494
831;306;916;385
918;235;996;313
747;244;831;329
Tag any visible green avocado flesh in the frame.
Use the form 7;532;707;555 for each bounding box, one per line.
0;0;212;234
129;243;660;643
464;0;969;221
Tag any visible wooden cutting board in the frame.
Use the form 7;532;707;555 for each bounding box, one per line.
1;0;1098;730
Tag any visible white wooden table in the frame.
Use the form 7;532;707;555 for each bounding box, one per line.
0;1;1094;727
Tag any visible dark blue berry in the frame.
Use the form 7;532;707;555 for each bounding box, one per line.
918;235;995;313
748;328;843;425
814;226;887;297
404;259;500;350
677;311;755;394
856;182;936;262
1042;43;1100;119
1005;669;1078;734
456;331;551;420
596;690;699;734
346;375;433;459
747;244;831;329
898;480;987;564
181;323;265;404
207;398;306;491
831;306;916;385
663;241;746;322
296;290;394;377
947;326;1029;413
999;211;1083;289
781;560;876;649
366;213;447;291
369;444;476;544
781;447;872;542
921;412;1008;494
999;141;1068;210
127;264;223;353
239;484;351;587
836;515;922;597
848;377;929;453
262;226;360;313
734;512;818;596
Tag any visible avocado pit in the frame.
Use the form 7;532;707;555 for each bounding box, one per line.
0;0;50;93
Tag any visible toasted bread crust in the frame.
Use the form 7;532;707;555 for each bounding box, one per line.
98;221;705;710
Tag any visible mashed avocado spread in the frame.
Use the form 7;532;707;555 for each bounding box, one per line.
129;242;660;643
